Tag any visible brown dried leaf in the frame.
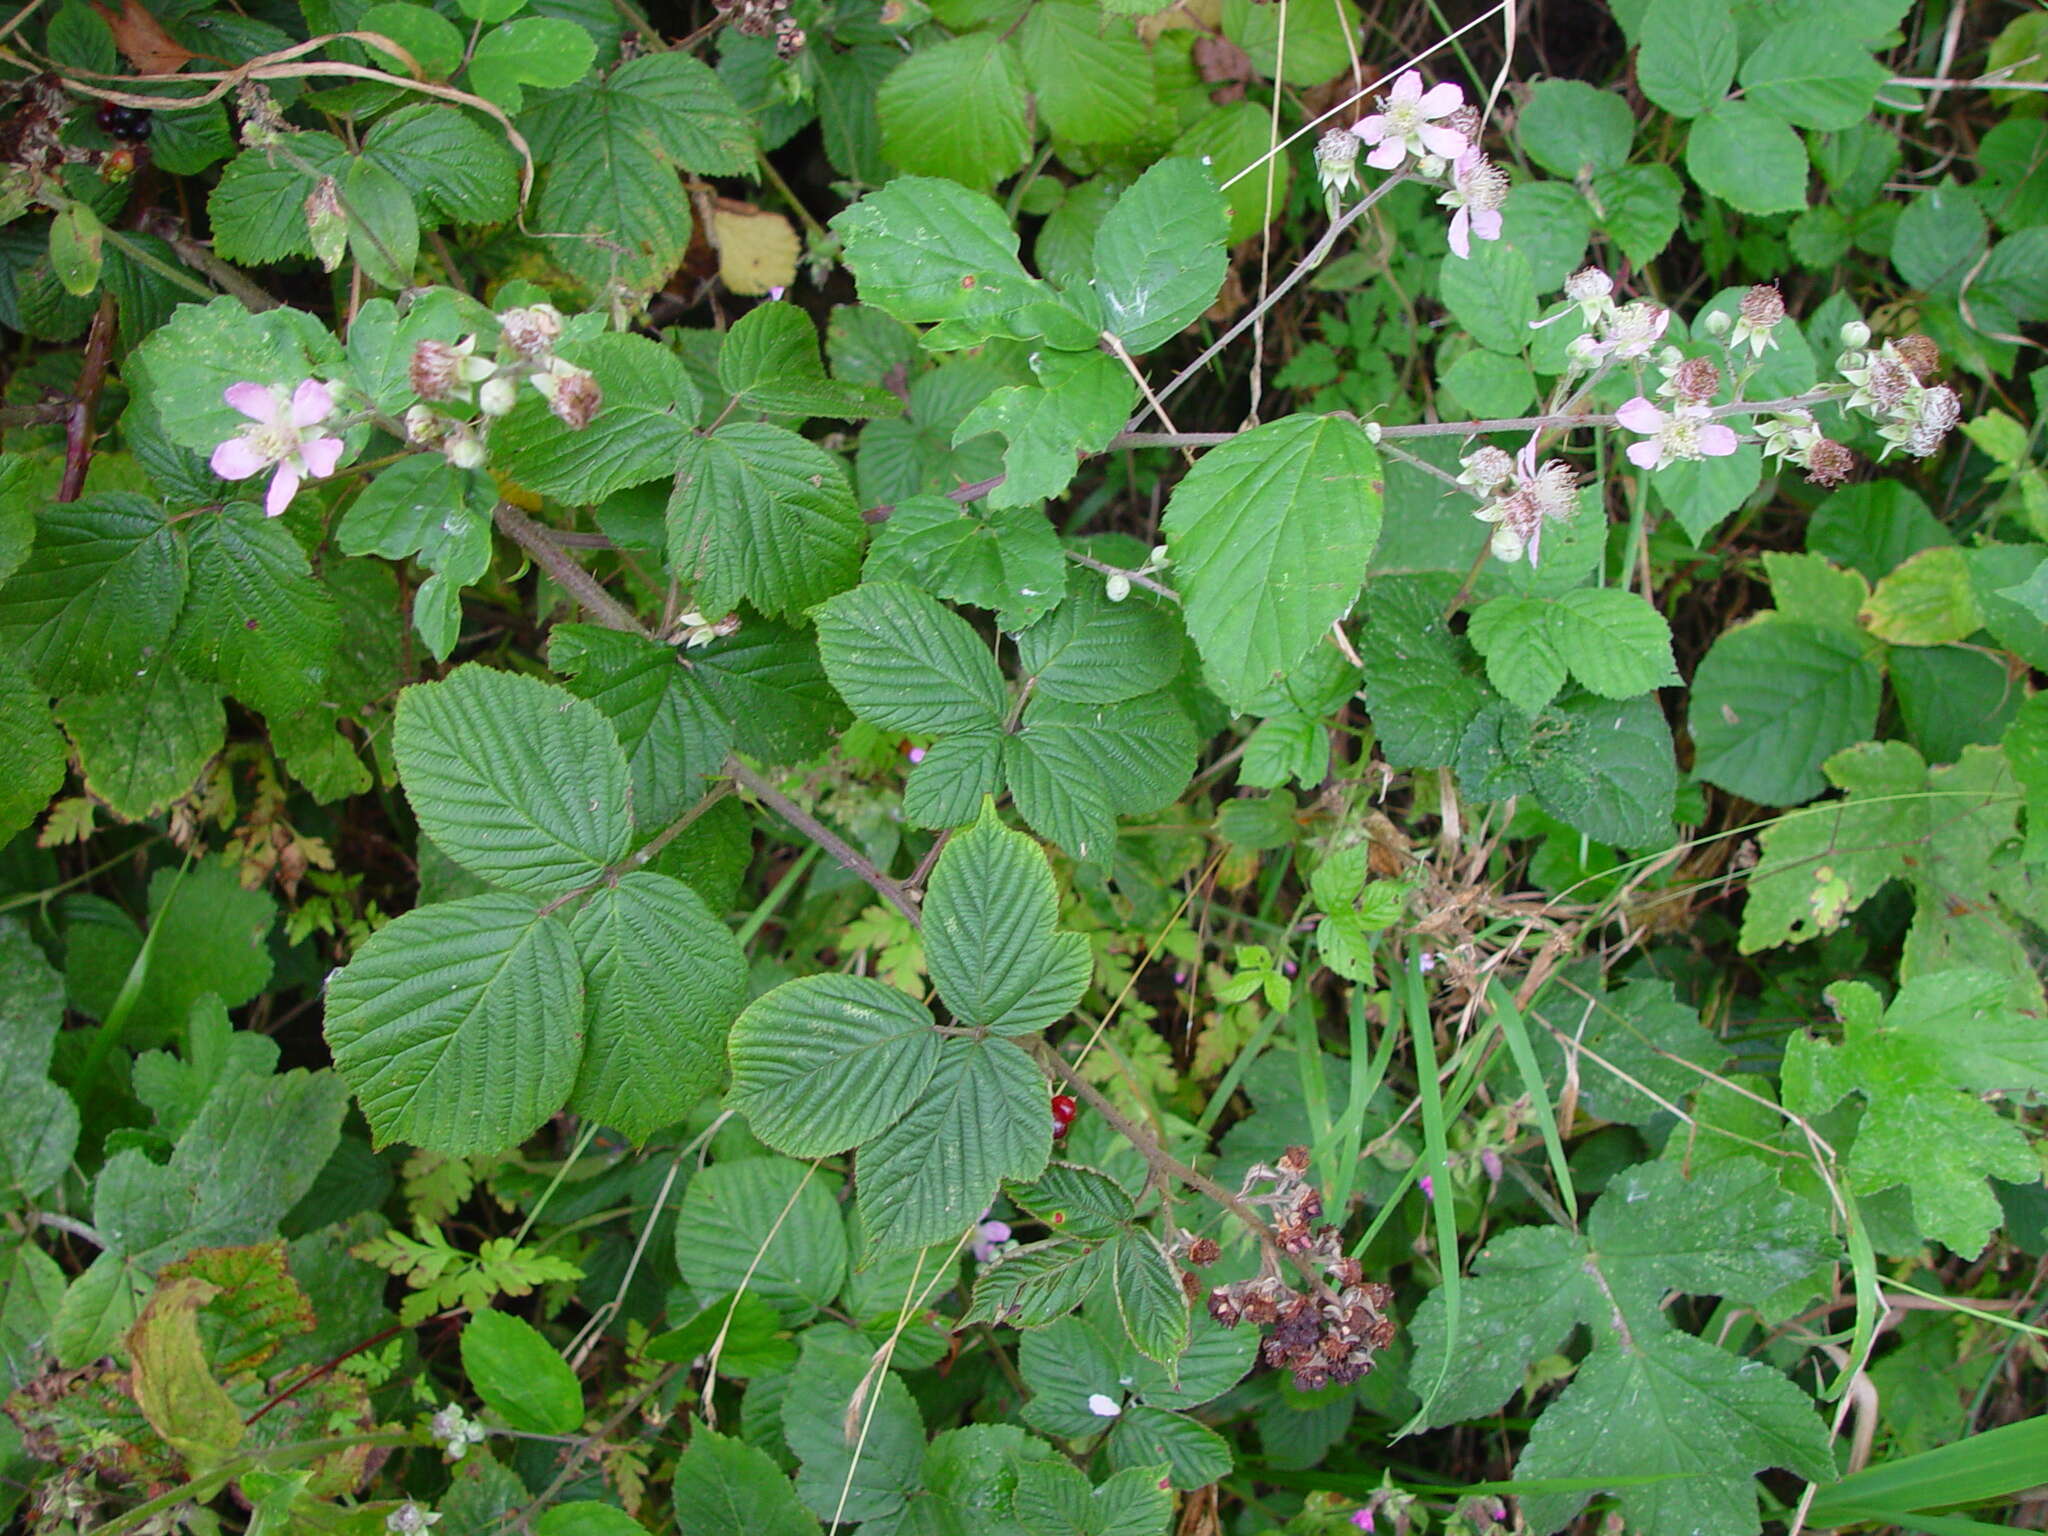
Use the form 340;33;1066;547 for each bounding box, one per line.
92;0;196;75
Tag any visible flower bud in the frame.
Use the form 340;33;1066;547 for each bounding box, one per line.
446;431;486;470
1105;572;1132;602
1488;523;1526;562
1703;309;1732;338
478;374;517;417
1840;319;1871;349
1363;420;1383;444
403;403;447;446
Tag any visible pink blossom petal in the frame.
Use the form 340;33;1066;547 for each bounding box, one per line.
210;435;269;481
1646;308;1671;341
1447;207;1472;259
1516;439;1539;478
1388;70;1422;103
223;381;279;422
1625;439;1663;470
1697;423;1740;456
1353;113;1389;144
264;461;302;518
1470;207;1504;242
297;434;345;479
1365;139;1405;171
1417;81;1465;116
1420;123;1470;158
289;378;335;429
1615;396;1665;434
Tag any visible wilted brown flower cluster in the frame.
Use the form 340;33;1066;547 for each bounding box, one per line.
1202;1147;1398;1390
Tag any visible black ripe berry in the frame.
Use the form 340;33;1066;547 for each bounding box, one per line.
95;103;153;141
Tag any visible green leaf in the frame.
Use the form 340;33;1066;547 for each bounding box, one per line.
1529;693;1678;849
1859;545;1983;645
1006;691;1197;860
0;919;76;1212
460;1310;583;1434
1654;442;1765;545
923;801;1090;1036
877;33;1032;189
1015;578;1180;705
965;1239;1111;1327
58;667;225;822
1016;3;1153;146
207;135;351;265
1739;21;1887;130
1466;596;1568;717
1161;415;1383;714
675;1157;846;1324
1110;1233;1188;1365
1529;969;1726;1124
1008;1163;1136;1241
1019;1314;1132;1436
1552;588;1680;698
169;504;338;716
493;334;700;505
1518;79;1635;177
904;726;1006;829
49;201;103;297
1171;102;1291;245
1688;615;1883;805
783;1324;924;1522
341;154;420;290
1091;157;1229;354
666;424;862;621
956;348;1135;509
536;1505;648;1536
1356;575;1492;769
569;872;745;1141
364;104;520;225
1593;164;1684;267
857;1037;1053;1253
833;177;1043;329
1014;1462;1171;1536
1635;0;1736;118
2007;694;2048;863
815;582;1007;735
726;974;940;1156
0;493;186;694
865;495;1068;632
1686;102;1810;216
466;16;595;111
1106;1405;1230;1491
324;893;585;1153
0;665;65;844
1411;1160;1835;1536
672;1429;822;1536
1786;971;2042;1258
394;665;632;899
359;3;466;76
1436;239;1537;354
715;302;899;421
548;626;731;828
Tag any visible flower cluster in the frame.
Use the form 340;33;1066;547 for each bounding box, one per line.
427;1404;487;1462
1461;442;1580;565
404;304;602;469
1205;1147;1398;1390
712;0;804;56
209;379;346;517
1840;328;1960;460
1326;73;1508;260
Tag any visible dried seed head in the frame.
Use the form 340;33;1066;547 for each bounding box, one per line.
1670;355;1721;404
498;303;563;359
1894;332;1941;381
1738;283;1785;332
1803;437;1854;487
1442;104;1483;144
547;366;603;429
1905;384;1961;458
1188;1236;1221;1267
409;340;465;402
1564;266;1613;306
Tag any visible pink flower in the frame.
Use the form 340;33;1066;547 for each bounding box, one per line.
1615;396;1740;472
1440;148;1507;259
1352;71;1467;171
1418;1174;1435;1201
1352;1509;1376;1531
209;380;344;517
971;1217;1011;1263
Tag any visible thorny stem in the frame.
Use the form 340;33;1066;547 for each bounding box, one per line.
726;758;923;926
493;501;649;636
1033;1043;1339;1303
59;294;117;502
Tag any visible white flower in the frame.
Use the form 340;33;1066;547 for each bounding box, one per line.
386;1504;441;1536
209;380;345;518
1351;71;1468;172
1456;445;1514;497
1472;442;1579;566
1593;301;1670;362
429;1404;487;1462
1615;396;1740;472
1087;1393;1123;1417
1439;148;1507;259
1877;383;1961;460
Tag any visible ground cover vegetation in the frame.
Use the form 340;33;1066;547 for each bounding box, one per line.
1;0;2045;1529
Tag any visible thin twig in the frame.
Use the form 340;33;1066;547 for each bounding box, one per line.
493;501;648;636
727;759;922;926
59;294;118;502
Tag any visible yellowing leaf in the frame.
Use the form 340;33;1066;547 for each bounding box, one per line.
1860;545;1985;645
711;200;798;296
127;1277;245;1471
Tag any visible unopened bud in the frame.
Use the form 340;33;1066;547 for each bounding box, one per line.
1703;309;1732;338
478;374;517;417
1488;523;1526;563
1105;572;1132;602
1839;319;1871;349
446;431;486;470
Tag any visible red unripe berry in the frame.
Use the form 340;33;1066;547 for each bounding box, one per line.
1050;1094;1078;1138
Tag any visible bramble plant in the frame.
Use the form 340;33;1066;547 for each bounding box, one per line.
1;0;2046;1532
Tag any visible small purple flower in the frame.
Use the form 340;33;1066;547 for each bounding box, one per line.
906;745;927;765
1351;1510;1376;1532
1616;396;1740;472
1352;71;1467;171
209;380;345;517
971;1218;1011;1263
1418;1174;1435;1201
1481;1147;1503;1185
1418;950;1438;973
